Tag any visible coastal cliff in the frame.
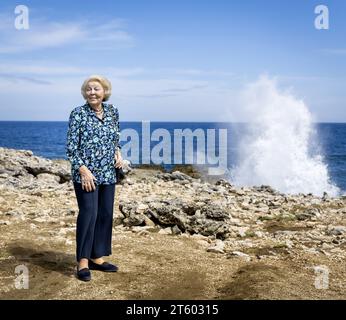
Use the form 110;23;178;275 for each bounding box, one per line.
0;147;345;299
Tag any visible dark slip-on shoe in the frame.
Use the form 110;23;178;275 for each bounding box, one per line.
89;260;118;272
76;268;91;281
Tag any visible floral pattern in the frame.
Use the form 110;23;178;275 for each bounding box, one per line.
66;103;120;184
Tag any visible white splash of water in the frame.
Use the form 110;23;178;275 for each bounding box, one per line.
230;76;339;197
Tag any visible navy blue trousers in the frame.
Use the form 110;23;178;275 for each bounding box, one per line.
73;182;116;262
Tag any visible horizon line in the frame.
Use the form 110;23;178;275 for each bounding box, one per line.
1;120;346;124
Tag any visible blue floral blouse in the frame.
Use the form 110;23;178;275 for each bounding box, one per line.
66;103;121;185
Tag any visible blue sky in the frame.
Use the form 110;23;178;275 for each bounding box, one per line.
0;0;345;121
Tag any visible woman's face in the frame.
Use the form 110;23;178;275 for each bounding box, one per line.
85;81;105;107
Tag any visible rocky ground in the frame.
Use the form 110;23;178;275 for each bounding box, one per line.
0;147;345;300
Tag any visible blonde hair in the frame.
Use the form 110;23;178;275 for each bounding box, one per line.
81;75;112;101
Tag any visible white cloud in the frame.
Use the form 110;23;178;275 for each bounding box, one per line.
0;63;83;75
320;48;346;55
88;19;134;45
0;72;344;122
161;84;208;93
172;69;235;77
0;74;234;121
0;16;134;53
0;73;51;85
0;62;144;77
0;60;238;82
276;75;327;82
23;23;86;47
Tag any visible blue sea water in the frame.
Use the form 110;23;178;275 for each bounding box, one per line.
0;121;345;193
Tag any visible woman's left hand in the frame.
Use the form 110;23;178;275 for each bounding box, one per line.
115;151;123;169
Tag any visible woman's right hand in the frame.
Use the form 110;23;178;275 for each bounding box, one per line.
79;165;97;192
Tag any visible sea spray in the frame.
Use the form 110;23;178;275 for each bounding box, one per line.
230;76;339;197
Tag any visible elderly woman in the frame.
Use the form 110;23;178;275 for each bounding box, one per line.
66;75;123;281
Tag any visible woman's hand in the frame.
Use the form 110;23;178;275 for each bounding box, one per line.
79;165;97;192
115;150;123;169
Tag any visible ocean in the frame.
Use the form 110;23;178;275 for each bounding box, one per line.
0;121;345;195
